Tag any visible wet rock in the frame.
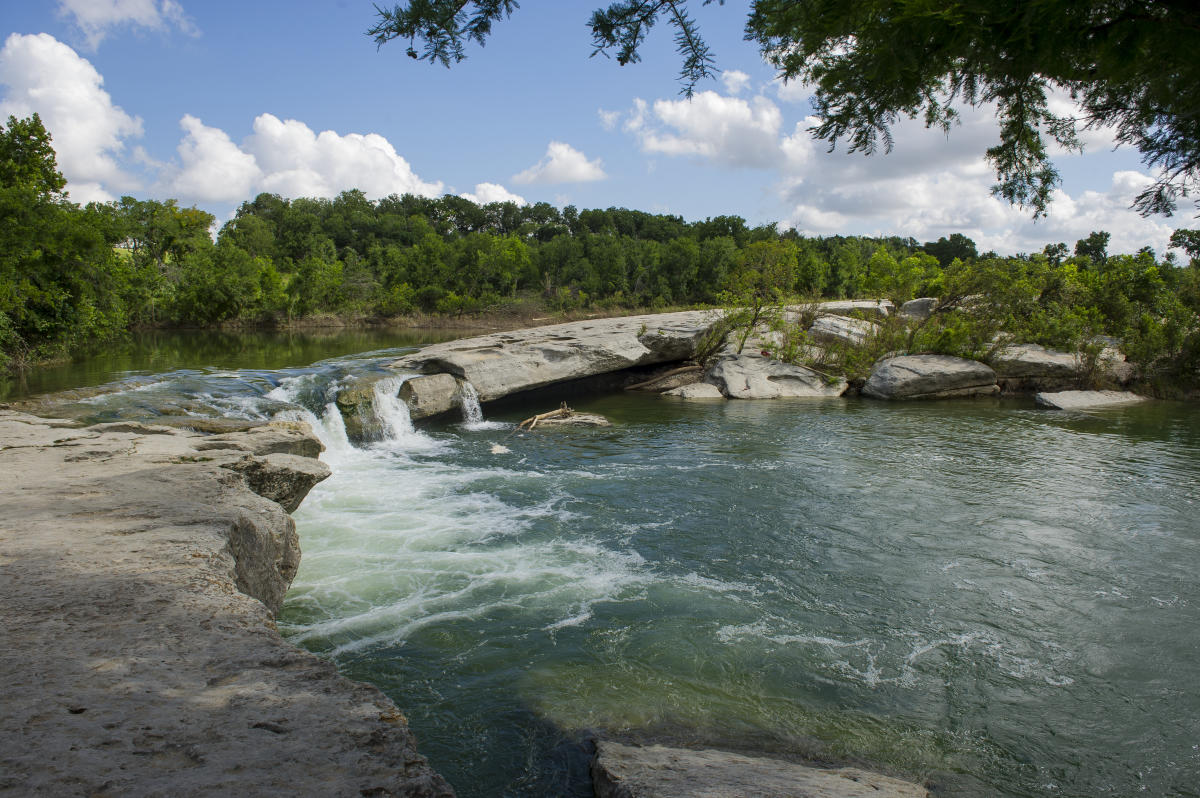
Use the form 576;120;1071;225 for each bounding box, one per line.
1035;390;1149;410
707;353;847;399
863;355;998;400
899;297;939;321
808;314;879;347
592;741;928;798
334;376;391;442
392;311;719;402
663;383;725;399
399;373;461;420
0;411;453;797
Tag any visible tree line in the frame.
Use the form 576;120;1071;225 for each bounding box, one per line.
2;113;1198;388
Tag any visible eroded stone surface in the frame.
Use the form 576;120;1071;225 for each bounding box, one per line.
592;741;928;798
0;411;453;798
391;311;719;402
899;297;938;321
862;355;998;400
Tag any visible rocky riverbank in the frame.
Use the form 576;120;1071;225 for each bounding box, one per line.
0;412;453;797
333;305;1148;429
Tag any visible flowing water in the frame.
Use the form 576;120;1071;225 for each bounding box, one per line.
19;332;1200;797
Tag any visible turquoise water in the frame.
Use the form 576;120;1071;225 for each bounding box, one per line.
33;338;1200;796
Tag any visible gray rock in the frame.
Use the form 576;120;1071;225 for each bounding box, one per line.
334;375;392;442
707;353;847;399
399;373;462;420
863;355;998;400
222;453;332;513
663;383;726;399
0;411;453;797
592;741;928;798
195;420;325;458
392;311;720;402
899;297;939;321
992;343;1081;380
1035;390;1149;410
808;314;879;347
788;299;895;318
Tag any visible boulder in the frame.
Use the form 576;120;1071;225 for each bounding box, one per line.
808;314;879;347
707;353;847;399
1035;390;1149;410
899;297;938;321
399;373;462;419
592;741;928;798
862;355;998;400
663;383;725;399
334;375;391;442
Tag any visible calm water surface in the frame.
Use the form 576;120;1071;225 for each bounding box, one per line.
26;333;1200;797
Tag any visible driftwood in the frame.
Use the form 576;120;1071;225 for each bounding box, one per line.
624;364;702;392
518;403;574;431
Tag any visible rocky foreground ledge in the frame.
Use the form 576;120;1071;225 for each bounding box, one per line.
0;411;453;797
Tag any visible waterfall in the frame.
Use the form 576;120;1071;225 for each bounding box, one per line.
459;381;484;425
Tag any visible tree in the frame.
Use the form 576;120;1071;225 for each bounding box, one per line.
371;1;1200;217
1075;230;1111;266
923;234;978;268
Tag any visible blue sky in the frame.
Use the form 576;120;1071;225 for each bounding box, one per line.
1;0;1188;256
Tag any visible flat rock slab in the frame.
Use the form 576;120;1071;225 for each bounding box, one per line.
663;383;726;399
862;355;998;400
707;354;847;399
1035;390;1150;410
992;343;1081;379
592;741;928;798
391;311;719;402
808;314;879;347
0;412;453;798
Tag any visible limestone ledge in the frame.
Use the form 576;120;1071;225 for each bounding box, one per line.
0;411;453;797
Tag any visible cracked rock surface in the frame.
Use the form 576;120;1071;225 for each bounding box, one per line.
0;411;453;797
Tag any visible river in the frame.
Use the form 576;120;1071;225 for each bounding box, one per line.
15;330;1200;797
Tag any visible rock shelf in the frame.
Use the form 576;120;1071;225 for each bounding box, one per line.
0;412;453;797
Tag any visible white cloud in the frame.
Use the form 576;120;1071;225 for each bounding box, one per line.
774;77;810;105
243;113;443;200
460;182;526;206
598;109;621;131
634;91;784;168
169;115;261;202
57;0;197;49
512;141;606;185
721;70;751;95
0;33;143;201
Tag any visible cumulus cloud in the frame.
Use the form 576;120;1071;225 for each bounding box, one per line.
57;0;197;49
512;141;606;185
460;182;526;206
721;70;751;95
169;115;262;202
243;113;444;200
0;33;143;202
631;91;784;168
598;109;621;131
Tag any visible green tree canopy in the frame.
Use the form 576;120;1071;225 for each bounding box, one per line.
370;1;1200;218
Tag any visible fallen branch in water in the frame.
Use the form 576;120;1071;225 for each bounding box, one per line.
624;364;701;392
517;402;573;432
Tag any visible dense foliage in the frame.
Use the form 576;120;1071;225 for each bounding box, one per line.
372;1;1200;218
2;114;1197;391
